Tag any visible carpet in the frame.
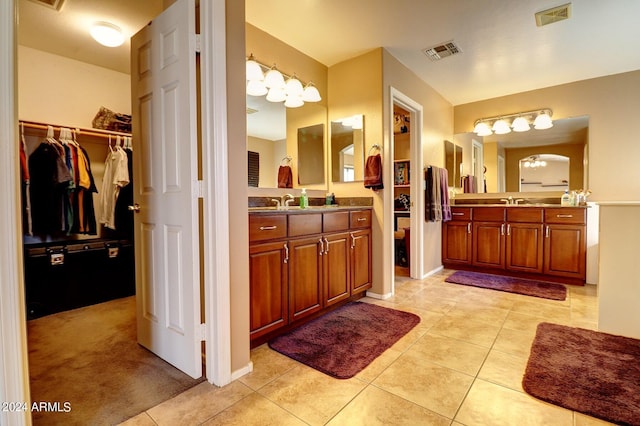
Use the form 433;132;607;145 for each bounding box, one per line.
523;322;640;425
268;301;420;379
445;270;566;300
27;296;204;425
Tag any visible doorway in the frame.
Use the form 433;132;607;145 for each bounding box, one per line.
389;88;424;290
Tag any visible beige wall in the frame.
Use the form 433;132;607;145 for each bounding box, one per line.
18;46;131;128
226;0;250;375
454;71;640;201
383;50;454;275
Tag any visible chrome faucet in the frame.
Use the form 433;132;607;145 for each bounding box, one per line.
500;196;514;205
514;199;525;205
270;198;281;208
281;193;295;208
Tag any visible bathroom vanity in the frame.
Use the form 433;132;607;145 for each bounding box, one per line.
443;205;587;284
248;206;372;344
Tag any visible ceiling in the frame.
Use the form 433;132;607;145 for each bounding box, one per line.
17;0;640;105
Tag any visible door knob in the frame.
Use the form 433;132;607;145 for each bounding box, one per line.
128;203;141;213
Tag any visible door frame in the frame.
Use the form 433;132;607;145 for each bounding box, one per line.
0;1;31;424
388;87;424;285
0;3;232;419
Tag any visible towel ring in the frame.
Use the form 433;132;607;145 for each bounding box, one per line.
280;155;292;166
368;144;381;155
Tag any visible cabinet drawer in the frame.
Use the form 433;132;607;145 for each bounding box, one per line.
289;213;322;237
545;208;586;224
472;207;505;222
249;215;287;242
350;210;372;229
450;207;471;221
507;207;543;223
323;211;350;232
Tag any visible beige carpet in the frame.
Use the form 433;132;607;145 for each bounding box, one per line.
27;296;204;425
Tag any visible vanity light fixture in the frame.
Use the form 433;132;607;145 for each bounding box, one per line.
246;55;322;108
90;21;125;47
473;108;553;136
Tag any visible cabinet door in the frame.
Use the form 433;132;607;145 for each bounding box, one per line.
323;232;351;306
249;241;288;339
506;223;544;273
289;237;324;321
351;229;372;294
442;221;472;264
473;222;505;269
544;224;586;279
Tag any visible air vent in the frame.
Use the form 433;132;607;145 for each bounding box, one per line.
246;107;258;115
423;41;462;61
535;3;571;27
27;0;65;11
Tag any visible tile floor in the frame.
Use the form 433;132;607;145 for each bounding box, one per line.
121;269;612;426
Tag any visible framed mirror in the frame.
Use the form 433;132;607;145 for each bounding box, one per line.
444;140;463;188
297;123;325;185
331;114;364;182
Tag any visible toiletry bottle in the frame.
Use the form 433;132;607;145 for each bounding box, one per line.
300;188;308;209
561;190;570;207
326;192;332;205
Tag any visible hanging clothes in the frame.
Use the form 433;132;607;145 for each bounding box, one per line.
114;139;134;237
99;143;130;230
20;129;33;236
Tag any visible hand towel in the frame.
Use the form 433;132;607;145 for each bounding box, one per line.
364;154;383;190
277;165;293;188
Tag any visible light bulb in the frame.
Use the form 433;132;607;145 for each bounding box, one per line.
264;67;285;89
246;56;264;81
90;22;124;47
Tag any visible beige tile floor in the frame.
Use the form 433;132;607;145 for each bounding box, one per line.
121;269;614;426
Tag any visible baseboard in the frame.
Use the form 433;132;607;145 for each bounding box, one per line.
422;265;444;279
230;361;253;382
365;290;393;300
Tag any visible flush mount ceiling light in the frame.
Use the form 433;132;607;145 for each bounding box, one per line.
245;54;322;108
90;21;124;47
473;108;553;136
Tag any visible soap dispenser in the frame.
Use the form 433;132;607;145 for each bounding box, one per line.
561;190;571;206
300;188;309;209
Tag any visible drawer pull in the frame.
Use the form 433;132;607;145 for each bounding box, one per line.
283;243;289;263
556;214;574;218
259;225;277;231
545;225;550;238
500;223;505;236
467;223;471;234
319;238;324;256
324;237;330;255
452;212;464;216
357;217;367;222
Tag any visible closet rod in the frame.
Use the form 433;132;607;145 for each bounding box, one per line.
19;120;131;140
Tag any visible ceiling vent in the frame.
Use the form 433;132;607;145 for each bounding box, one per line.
26;0;65;11
246;107;258;115
535;3;571;27
423;41;462;61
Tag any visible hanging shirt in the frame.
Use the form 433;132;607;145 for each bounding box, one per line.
99;147;130;230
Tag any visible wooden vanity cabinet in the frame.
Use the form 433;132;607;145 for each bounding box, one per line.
505;208;544;274
249;208;372;343
442;207;472;265
543;208;586;280
443;205;587;284
472;207;506;269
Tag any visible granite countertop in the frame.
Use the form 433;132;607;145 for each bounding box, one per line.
248;205;373;214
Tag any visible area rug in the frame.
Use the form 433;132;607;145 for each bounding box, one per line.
445;270;566;300
268;302;420;379
523;322;640;425
28;296;204;426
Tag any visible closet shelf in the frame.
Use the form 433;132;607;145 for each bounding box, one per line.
20;119;131;141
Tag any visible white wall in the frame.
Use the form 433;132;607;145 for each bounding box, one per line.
18;46;131;128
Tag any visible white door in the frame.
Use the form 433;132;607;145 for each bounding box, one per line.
130;0;202;379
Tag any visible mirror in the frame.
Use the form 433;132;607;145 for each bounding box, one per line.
246;94;327;188
297;123;325;185
331;114;364;182
444;140;463;187
454;115;589;194
519;154;570;192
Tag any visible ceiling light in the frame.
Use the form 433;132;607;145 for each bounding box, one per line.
492;119;511;135
90;21;124;47
245;54;264;81
473;108;553;136
246;56;321;108
511;116;530;132
533;111;554;129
